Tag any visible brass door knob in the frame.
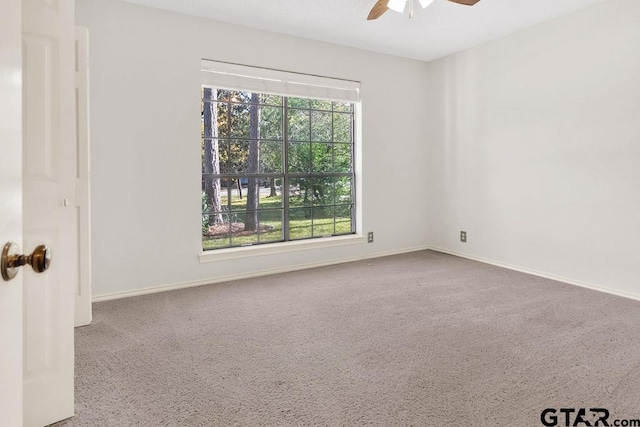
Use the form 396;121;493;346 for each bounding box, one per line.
1;242;52;281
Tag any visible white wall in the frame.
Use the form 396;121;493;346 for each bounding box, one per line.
426;0;640;297
76;0;430;298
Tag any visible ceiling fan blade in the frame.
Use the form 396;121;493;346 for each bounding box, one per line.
368;0;390;20
447;0;481;5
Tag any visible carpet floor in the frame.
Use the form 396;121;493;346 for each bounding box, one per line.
54;250;640;426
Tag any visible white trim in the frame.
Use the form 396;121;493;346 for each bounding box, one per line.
199;61;362;258
428;246;640;302
199;234;366;263
201;59;360;102
94;245;640;305
92;245;430;302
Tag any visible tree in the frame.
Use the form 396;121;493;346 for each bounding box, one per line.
244;92;260;231
217;90;251;198
268;178;278;197
258;96;283;197
203;87;223;225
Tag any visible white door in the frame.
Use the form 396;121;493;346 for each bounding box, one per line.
75;26;93;327
22;0;77;425
0;0;24;425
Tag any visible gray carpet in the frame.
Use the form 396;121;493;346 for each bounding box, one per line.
54;250;640;426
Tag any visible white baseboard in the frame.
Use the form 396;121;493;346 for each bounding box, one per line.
92;245;430;302
428;246;640;302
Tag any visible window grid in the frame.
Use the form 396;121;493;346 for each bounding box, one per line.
202;89;355;251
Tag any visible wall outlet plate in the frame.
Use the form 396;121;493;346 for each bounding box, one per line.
367;232;374;243
460;231;467;243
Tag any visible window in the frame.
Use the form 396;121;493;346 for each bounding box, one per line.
201;61;358;251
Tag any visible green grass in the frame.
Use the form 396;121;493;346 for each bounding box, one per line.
202;194;353;250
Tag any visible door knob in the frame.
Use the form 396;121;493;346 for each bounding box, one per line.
1;242;52;281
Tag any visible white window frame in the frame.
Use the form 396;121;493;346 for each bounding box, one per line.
199;60;364;263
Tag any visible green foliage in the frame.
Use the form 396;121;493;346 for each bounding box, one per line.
217;91;251;174
201;89;355;250
285;99;353;207
258;101;283;175
208;91;352;177
201;192;210;233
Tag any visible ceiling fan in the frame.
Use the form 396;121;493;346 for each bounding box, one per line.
368;0;481;20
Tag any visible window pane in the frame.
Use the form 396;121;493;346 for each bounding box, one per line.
313;206;335;237
202;179;232;215
227;179;245;211
288;109;310;141
289;207;312;240
229;140;264;174
203;100;226;130
260;106;283;140
218;178;232;209
229;108;251;139
287;142;311;173
262;177;282;198
335;177;352;204
201;188;211;215
258;190;283;209
333;112;352;143
216;91;254;139
311;177;334;206
228;178;261;211
216;89;234;101
202;212;231;250
333;101;351;112
311;99;332;110
201;179;226;212
335;205;353;234
333;143;351;173
260;94;283;106
288;97;310;109
228;141;248;173
218;90;251;104
202;138;226;174
215;140;231;174
311;111;332;142
258;210;283;243
216;102;230;137
311;144;332;173
206;99;225;109
289;178;311;207
230;210;260;246
259;141;283;173
202;86;356;251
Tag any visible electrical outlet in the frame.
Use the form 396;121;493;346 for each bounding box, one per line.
460;231;467;243
367;232;374;243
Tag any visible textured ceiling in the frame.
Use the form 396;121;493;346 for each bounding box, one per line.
121;0;608;61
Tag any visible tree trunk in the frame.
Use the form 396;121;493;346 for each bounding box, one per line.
203;87;223;225
269;178;277;197
244;93;260;231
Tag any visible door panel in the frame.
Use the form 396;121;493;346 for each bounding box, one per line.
23;0;76;425
0;0;24;425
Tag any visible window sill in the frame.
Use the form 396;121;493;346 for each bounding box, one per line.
198;234;367;263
